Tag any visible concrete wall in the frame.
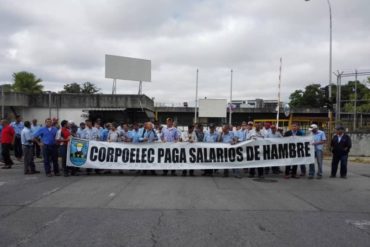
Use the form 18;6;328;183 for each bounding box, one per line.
1;93;154;111
21;108;85;125
347;133;370;157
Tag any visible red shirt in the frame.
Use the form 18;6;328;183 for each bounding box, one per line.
1;125;15;144
59;127;71;145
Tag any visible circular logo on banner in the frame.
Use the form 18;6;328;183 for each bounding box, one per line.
69;139;89;166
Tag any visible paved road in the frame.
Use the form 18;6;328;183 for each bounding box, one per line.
0;159;369;247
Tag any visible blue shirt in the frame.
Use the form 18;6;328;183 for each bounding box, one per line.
220;131;235;144
81;127;99;140
130;128;144;143
234;129;247;142
203;131;219;143
100;128;109;141
161;127;179;142
142;129;158;143
31;124;41;134
77;128;85;138
33;126;58;145
21;127;33;146
312;130;326;151
11;121;24;135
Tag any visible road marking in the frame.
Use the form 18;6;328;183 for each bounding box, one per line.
42;187;60;196
346;220;370;230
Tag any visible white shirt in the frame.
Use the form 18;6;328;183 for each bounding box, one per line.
181;131;197;142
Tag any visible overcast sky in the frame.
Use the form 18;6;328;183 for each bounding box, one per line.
1;0;369;105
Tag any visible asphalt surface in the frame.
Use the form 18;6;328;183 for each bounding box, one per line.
0;158;369;247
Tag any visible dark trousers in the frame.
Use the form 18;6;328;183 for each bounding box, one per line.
250;167;264;177
14;135;23;158
300;165;306;175
1;143;13;166
182;170;194;176
331;154;348;177
42;145;59;174
285;165;298;176
163;170;176;175
23;145;36;173
33;140;41;157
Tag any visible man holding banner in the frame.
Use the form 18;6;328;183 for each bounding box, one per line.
161;118;180;176
181;124;197;176
284;123;304;179
218;124;238;178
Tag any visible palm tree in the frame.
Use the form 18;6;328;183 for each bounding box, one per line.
12;71;44;93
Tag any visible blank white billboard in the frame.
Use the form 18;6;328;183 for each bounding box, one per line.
105;54;151;82
199;99;227;118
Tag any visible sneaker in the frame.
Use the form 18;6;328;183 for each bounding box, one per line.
340;176;347;179
308;176;314;179
46;173;53;177
329;175;336;178
316;176;322;179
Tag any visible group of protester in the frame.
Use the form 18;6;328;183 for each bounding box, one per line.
0;115;352;179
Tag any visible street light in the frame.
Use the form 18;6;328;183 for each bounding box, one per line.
305;0;333;125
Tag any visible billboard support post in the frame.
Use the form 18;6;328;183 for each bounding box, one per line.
194;69;199;123
229;69;233;126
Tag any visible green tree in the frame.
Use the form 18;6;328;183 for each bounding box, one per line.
343;78;370;113
12;71;43;93
60;81;100;94
289;84;327;108
61;82;82;93
81;82;100;94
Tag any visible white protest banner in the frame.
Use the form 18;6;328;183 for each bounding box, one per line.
67;136;314;170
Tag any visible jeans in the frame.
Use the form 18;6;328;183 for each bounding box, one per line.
331;154;348;177
232;169;241;177
42;145;59;174
309;150;323;177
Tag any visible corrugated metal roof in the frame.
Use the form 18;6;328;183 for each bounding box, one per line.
82;108;126;112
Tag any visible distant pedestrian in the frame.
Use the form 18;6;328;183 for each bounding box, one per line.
10;115;24;160
283;123;304;179
330;126;351;179
248;122;265;178
21;121;40;174
202;123;219;176
1;119;15;169
56;120;74;177
308;124;326;179
218;124;238;178
33;118;60;177
31;119;41;158
161;117;180;176
181;124;197;176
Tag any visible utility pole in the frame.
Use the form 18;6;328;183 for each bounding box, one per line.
194;69;199;123
229;69;233;126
